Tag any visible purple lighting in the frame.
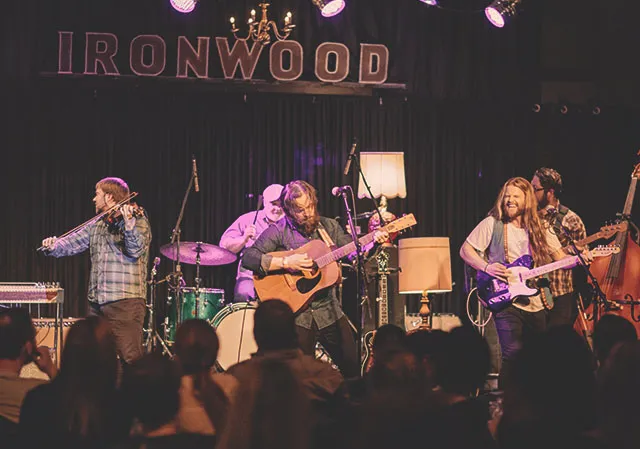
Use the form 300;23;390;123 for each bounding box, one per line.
485;7;505;28
419;0;438;5
319;0;345;17
170;0;197;14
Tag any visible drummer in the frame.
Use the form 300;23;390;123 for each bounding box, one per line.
220;184;284;302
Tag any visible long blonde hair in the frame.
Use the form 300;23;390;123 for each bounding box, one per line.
488;177;552;267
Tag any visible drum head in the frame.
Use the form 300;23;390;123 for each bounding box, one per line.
213;304;258;371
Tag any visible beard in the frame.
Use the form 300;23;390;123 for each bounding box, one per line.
503;203;524;220
295;213;320;235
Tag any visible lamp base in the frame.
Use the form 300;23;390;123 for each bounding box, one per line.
418;290;431;330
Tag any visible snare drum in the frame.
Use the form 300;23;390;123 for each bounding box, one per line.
166;287;225;343
210;303;258;371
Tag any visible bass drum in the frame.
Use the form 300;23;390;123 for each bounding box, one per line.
211;303;258;371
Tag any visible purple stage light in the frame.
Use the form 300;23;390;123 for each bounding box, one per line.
313;0;346;18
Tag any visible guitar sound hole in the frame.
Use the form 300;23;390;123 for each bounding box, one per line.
297;272;322;294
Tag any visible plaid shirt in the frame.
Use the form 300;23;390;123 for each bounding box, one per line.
543;204;587;298
47;215;152;305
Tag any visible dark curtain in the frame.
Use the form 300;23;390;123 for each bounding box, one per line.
2;82;639;320
1;0;639;322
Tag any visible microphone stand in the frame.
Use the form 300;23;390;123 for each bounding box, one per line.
560;225;612;330
169;165;197;330
145;261;173;356
339;186;369;371
349;152;387;227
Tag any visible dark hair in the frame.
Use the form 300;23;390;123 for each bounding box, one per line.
122;352;182;432
372;324;406;355
253;300;298;351
55;316;119;438
280;180;318;217
0;308;35;360
534;167;563;198
592;314;638;366
174;319;229;432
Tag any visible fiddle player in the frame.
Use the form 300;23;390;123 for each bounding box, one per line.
41;177;151;366
531;167;588;327
219;184;284;302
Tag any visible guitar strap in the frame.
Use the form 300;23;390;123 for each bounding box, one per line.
317;226;336;248
503;223;553;310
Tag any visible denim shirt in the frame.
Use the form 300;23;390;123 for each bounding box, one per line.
242;216;354;329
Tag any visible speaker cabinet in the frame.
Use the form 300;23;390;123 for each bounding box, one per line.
19;318;79;379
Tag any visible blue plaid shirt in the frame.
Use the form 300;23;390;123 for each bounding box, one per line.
46;215;152;305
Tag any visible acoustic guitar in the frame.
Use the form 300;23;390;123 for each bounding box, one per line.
253;214;416;312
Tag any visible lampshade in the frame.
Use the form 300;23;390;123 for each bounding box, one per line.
398;237;452;294
357;152;407;199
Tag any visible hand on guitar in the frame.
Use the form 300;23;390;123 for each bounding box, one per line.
580;249;594;264
485;262;510;282
283;253;314;272
373;230;389;244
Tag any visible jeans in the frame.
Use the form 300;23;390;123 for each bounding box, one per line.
494;305;547;390
547;292;578;328
88;297;146;364
296;316;359;379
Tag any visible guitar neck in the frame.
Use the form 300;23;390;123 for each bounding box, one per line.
575;233;604;248
378;274;388;326
316;233;375;268
521;256;580;281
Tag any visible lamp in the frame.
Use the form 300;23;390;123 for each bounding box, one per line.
357;151;407;238
170;0;197;13
230;3;295;46
398;237;453;330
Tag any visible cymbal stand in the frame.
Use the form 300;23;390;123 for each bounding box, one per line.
194;243;203;319
144;260;173;356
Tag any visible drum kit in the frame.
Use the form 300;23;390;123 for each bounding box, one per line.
145;241;258;371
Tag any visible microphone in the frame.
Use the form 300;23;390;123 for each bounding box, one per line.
332;186;350;197
343;139;357;176
192;156;200;193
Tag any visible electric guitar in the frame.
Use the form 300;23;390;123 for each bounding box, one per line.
477;245;620;313
574;222;626;248
253;214;416;312
361;250;390;375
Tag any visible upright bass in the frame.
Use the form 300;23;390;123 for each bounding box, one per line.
576;156;640;340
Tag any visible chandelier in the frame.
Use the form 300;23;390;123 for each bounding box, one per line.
229;3;295;46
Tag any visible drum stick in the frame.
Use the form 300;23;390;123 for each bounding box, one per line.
252;195;264;225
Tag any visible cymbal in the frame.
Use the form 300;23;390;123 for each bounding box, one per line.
159;242;237;266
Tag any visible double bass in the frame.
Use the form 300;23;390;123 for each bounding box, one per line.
575;157;640;342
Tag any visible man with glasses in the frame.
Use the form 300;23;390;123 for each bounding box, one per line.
242;180;388;378
531;167;588;327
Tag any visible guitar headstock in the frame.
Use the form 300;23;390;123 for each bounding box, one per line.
598;222;627;239
632;150;640;179
591;244;621;257
382;213;417;234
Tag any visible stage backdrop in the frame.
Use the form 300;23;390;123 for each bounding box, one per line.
1;0;639;322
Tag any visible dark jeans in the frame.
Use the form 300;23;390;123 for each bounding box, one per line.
296;316;359;379
547;292;578;328
88;298;146;364
494;305;547;390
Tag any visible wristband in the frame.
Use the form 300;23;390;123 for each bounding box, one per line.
283;257;289;269
484;262;490;272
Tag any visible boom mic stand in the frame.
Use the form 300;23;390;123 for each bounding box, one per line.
168;159;198;334
343;150;387;369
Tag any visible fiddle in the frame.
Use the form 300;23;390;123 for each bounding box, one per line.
103;202;146;232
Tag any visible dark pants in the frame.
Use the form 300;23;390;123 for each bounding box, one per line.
89;298;146;364
547;292;578;328
296;316;359;379
494;305;547;390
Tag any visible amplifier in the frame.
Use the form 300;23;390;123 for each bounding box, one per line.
19;318;80;380
405;313;462;333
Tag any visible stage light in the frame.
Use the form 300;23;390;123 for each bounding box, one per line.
312;0;346;18
485;0;523;28
170;0;198;14
419;0;438;5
